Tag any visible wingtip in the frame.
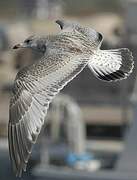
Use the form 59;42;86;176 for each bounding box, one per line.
55;19;64;29
15;164;25;177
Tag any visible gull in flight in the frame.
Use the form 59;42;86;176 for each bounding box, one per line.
9;20;134;176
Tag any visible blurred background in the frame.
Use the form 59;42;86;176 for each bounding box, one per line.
1;0;137;179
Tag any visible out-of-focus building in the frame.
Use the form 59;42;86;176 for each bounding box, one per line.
20;0;63;20
36;0;62;20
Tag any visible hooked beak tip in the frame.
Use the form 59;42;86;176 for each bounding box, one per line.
12;44;21;49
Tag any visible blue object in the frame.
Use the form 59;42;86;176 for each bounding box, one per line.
66;152;94;166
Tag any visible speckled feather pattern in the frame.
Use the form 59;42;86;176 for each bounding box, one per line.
9;30;93;176
8;20;134;177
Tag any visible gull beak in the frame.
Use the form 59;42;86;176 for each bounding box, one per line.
12;42;26;49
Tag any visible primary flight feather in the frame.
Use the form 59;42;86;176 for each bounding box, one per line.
9;20;134;177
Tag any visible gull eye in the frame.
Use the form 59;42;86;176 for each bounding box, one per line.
38;44;46;53
42;44;46;52
24;39;31;43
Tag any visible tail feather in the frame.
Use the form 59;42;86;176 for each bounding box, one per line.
88;48;134;82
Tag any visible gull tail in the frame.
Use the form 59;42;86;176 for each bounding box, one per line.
88;48;134;82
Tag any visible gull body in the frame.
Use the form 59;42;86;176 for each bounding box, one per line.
9;20;134;177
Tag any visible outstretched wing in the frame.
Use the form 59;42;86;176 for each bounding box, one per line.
8;53;88;177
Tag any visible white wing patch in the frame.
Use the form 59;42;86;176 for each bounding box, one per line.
88;48;134;82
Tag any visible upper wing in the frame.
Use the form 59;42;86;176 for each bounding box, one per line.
8;53;89;177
